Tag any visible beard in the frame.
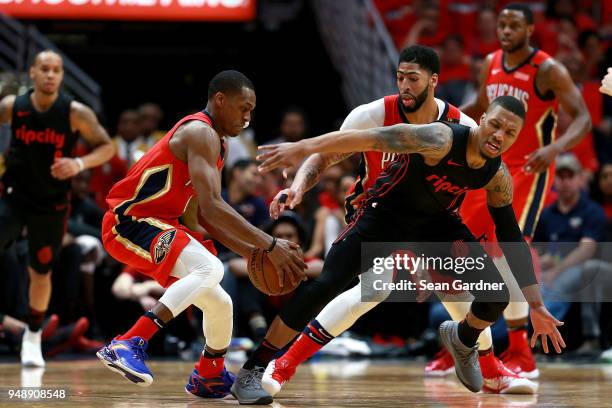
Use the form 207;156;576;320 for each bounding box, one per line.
401;86;429;113
505;37;528;53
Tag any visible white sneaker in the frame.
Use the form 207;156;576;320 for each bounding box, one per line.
21;328;45;367
601;347;612;363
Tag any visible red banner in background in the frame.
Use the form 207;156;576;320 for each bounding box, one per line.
0;0;256;21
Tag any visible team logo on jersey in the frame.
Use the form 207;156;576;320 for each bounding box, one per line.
425;174;470;195
153;230;176;264
381;152;398;168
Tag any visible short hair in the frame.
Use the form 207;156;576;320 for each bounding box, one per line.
398;45;440;75
207;70;254;100
502;3;534;24
31;49;62;68
231;158;258;173
488;96;526;121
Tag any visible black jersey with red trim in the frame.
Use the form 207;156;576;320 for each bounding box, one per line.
3;89;77;211
353;122;501;236
344;95;463;222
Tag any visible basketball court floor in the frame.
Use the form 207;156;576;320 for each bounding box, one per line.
2;359;611;407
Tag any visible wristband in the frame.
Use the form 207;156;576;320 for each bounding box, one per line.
75;157;85;172
264;236;277;253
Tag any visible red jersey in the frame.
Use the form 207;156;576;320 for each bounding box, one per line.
344;95;463;216
102;111;223;287
106;111;225;220
485;49;559;169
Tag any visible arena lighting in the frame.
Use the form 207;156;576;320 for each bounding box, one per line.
0;0;256;21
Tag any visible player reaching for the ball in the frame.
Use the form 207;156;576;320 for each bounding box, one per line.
96;70;306;397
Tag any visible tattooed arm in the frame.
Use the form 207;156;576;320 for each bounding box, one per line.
258;123;453;173
485;161;566;353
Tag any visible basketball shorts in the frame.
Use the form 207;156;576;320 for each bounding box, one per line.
101;210;217;288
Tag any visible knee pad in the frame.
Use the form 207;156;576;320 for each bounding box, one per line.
179;239;225;288
360;269;393;303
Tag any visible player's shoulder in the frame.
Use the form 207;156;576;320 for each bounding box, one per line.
177;118;219;148
341;97;385;130
434;98;478;128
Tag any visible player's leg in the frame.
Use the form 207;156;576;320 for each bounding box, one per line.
232;229;365;403
259;232;395;397
98;235;228;388
21;208;67;367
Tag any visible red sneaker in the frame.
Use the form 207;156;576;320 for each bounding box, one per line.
425;348;455;377
261;357;297;396
500;330;539;379
480;352;538;394
41;314;59;341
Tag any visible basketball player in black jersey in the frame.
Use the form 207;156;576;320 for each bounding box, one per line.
0;50;114;367
256;96;564;397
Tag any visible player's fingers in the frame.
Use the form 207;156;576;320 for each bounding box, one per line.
289;192;302;209
550;332;562;353
553;327;566;349
257;145;277;151
541;334;549;354
530;332;538;348
256;150;275;163
286;241;299;250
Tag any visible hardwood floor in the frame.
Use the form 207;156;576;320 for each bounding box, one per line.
1;359;611;407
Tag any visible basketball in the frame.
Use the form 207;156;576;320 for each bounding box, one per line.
247;247;302;296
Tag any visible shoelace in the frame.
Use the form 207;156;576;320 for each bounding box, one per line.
455;344;479;367
131;343;149;362
239;367;265;390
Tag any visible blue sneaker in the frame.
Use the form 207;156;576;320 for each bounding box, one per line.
185;367;235;398
96;336;153;387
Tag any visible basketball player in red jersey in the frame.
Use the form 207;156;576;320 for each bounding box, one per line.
428;3;591;380
0;50;114;367
96;70;306;398
230;46;532;404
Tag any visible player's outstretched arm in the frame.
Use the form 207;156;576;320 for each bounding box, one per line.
270;152;352;218
484;163;565;353
51;101;115;180
258;123;452;173
185;123;306;284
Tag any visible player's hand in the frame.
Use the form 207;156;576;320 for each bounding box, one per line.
524;144;561;174
269;188;303;219
529;304;565;353
257;141;308;173
267;238;307;287
50;157;81;180
600;67;612;96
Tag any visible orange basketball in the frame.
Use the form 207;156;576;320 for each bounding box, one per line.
247;247;302;296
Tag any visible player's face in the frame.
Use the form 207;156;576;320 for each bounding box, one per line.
396;62;437;113
497;10;533;53
477;105;523;159
30;52;64;95
217;87;256;137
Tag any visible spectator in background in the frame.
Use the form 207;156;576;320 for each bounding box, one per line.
137;102;165;143
534;154;606;352
436;35;472;106
226;127;257;170
592;163;612;236
401;0;449;50
556;50;601;178
578;30;606;81
470;7;498;58
306;171;354;259
113;109;147;167
266;106;308;145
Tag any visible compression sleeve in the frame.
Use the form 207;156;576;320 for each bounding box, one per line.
488;204;538;288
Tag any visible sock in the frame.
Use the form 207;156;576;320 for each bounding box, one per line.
116;311;165;341
244;339;280;370
28;307;45;332
196;347;226;378
458;319;484;348
278;320;334;367
507;326;529;348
